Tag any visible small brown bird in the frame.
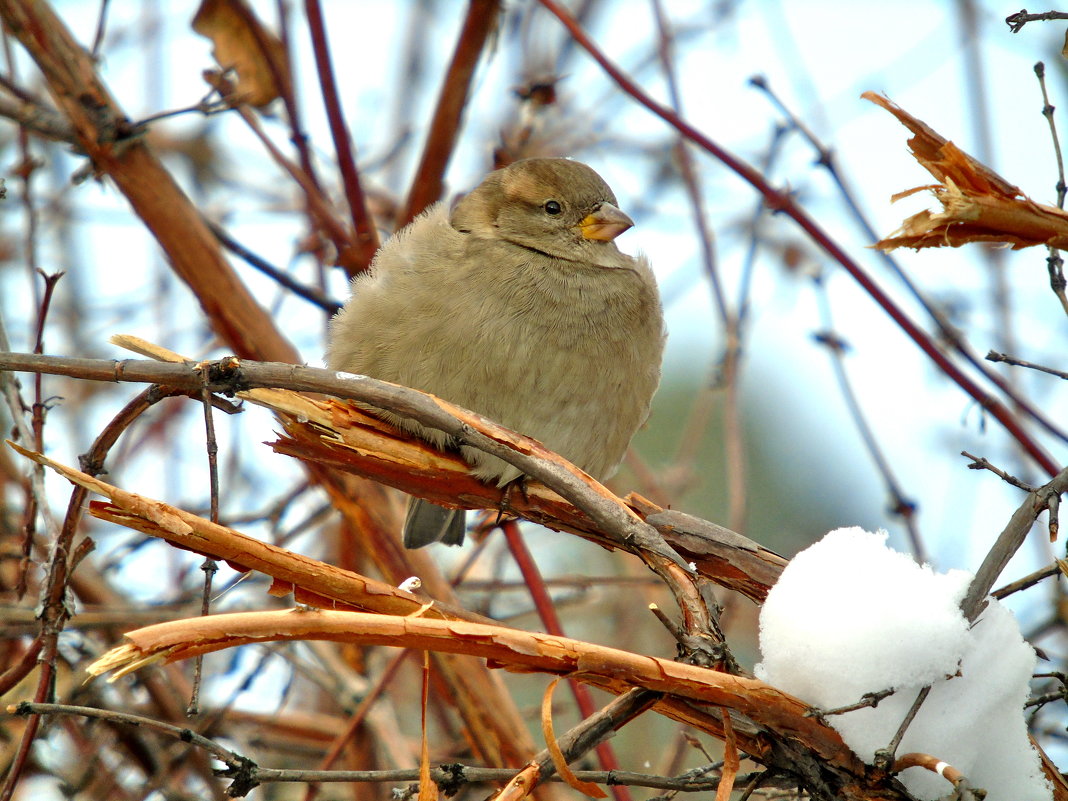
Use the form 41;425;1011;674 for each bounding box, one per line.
327;158;665;547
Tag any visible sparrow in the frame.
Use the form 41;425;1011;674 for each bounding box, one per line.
327;157;665;547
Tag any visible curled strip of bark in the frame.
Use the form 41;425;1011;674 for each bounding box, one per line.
495;688;660;801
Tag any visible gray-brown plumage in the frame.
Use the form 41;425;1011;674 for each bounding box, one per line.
327;158;665;547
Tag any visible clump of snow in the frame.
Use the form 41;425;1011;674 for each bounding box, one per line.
755;527;1051;801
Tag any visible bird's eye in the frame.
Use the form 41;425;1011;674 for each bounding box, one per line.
543;200;562;215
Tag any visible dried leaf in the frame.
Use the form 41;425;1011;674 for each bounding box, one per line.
192;0;288;107
864;91;1068;252
540;677;607;798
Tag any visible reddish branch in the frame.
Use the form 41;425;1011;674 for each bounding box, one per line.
304;0;380;274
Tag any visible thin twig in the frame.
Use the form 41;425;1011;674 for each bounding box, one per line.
1035;61;1068;316
651;1;724;322
461;574;666;591
1024;671;1067;710
874;686;931;772
0;636;42;696
89;0;111;60
651;0;749;532
269;0;335;294
188;372;223;716
736;121;789;344
1006;9;1068;32
206;220;341;314
992;560;1066;599
808;688;896;719
1035;62;1066;207
8;702;255;777
735;770;771;801
1044;249;1068;317
961;450;1034;492
987;349;1068;380
30;270;62;451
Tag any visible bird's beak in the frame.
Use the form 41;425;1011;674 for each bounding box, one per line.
579;202;634;241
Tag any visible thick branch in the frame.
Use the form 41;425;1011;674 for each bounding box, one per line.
87;609;859;770
0;351;787;603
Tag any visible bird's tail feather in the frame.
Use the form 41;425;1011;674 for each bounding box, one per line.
403;499;466;548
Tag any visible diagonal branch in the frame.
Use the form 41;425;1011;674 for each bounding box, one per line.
962;463;1068;621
